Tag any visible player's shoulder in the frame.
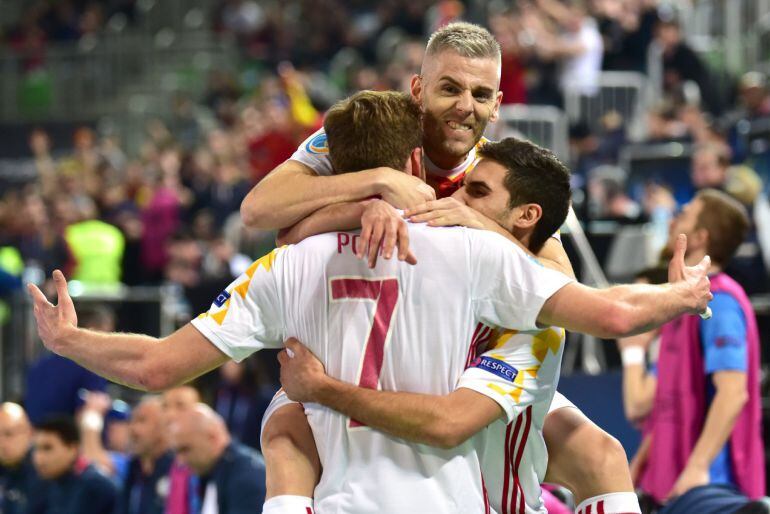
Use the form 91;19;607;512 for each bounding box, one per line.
301;127;329;156
289;127;333;176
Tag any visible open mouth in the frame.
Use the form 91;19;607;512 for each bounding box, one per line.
446;120;473;132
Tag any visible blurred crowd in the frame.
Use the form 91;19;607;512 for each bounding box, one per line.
0;1;770;513
0;387;268;514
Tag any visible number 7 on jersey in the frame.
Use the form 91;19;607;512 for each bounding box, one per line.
330;277;400;428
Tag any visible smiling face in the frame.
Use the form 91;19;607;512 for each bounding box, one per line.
412;50;502;169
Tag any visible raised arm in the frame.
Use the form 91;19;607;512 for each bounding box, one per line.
240;159;433;230
28;271;229;392
278;339;503;449
537;235;712;338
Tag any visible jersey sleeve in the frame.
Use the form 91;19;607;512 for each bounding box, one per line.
191;248;287;362
289;128;334;176
457;327;566;423
700;292;748;374
468;231;574;332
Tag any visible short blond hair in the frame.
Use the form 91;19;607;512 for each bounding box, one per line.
425;22;501;63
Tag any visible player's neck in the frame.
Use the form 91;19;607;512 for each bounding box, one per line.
424;147;467;171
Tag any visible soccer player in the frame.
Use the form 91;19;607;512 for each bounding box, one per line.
242;21;637;513
28;91;712;513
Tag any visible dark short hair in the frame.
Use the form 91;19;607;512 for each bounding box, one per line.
36;417;80;446
324;90;422;173
477;138;571;252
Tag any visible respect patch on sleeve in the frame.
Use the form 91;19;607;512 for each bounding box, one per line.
471;356;518;383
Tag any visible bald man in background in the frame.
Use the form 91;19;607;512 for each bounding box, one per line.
171;404;266;514
162;386;202;514
120;396;173;514
0;403;45;514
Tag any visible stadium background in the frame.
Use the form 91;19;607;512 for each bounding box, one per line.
0;0;769;496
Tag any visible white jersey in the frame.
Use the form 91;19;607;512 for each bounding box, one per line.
192;223;573;514
458;326;567;514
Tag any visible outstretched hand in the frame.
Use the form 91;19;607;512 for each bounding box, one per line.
667;234;713;318
27;269;78;353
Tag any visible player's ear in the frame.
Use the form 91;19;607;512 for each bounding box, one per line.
410;75;423;104
488;90;503;124
512;203;542;229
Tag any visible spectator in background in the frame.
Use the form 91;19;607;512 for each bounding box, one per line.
140;148;189;283
33;417;118;514
170;404;266;514
654;16;722;115
691;144;769;294
0;403;45;514
15;190;74;280
64;197;125;286
78;392;132;480
212;361;267;449
691;144;731;191
162;386;201;514
530;0;604;98
120;396;174;514
24;306;113;426
625;190;764;507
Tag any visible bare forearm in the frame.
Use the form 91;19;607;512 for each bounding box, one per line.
54;323;225;392
688;387;747;469
621;364;656;421
241;165;383;229
606;283;695;336
55;326;161;390
277;202;366;245
314;377;460;448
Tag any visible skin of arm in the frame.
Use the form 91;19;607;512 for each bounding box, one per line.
276;201;368;246
278;339;503;449
540;235;712;338
52;324;228;393
28;271;229;392
537;280;708;339
240;160;433;230
618;331;658;422
405;198;575;277
629;434;652;484
668;370;749;498
78;396;115;475
277;236;709;451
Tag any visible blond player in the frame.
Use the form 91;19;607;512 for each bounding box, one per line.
246;22;639;514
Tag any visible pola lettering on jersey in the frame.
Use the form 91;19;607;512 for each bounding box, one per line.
214;290;231;308
472;356;518;382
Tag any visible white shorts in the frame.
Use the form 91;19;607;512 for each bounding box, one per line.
260;388;300;448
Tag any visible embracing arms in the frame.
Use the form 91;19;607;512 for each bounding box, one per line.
240;160;434;229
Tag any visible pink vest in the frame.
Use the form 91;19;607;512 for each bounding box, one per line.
639;273;764;502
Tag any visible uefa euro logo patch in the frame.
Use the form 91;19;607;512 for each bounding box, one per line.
306;132;329;154
214;290;231;308
473;356;518;382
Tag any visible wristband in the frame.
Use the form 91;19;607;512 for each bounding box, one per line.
81;410;104;432
621;346;645;367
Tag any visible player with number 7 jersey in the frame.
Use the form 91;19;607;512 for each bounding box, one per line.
190;222;575;514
